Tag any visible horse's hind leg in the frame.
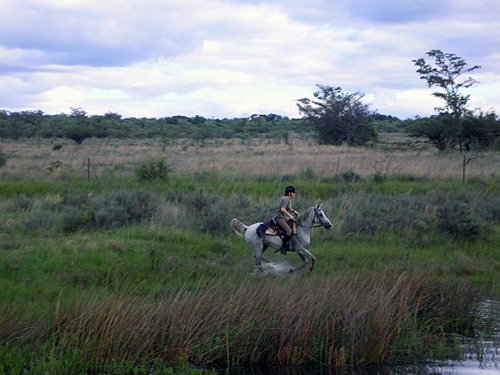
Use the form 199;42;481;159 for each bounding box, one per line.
254;245;274;272
253;245;266;272
261;245;272;264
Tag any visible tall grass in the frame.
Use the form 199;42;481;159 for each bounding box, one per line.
0;269;481;370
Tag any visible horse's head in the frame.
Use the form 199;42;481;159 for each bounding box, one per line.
314;205;332;229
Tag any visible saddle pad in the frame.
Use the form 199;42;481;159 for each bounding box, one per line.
264;228;277;235
264;222;296;236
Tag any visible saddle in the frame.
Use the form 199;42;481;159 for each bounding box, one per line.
256;218;296;237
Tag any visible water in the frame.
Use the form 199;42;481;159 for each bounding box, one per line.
215;300;500;375
216;357;500;375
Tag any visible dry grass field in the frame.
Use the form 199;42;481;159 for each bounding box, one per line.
1;136;500;180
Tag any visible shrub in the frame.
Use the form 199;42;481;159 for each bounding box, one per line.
62;206;88;233
200;195;265;234
92;190;157;228
23;210;60;231
47;160;63;172
340;169;362;182
136;156;173;182
62;190;92;208
372;172;387;183
186;189;219;217
13;194;34;211
435;199;482;239
180;189;268;234
340;193;425;234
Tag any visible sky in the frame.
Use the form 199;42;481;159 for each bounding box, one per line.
1;0;499;120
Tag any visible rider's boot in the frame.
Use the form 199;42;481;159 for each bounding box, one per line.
279;234;290;255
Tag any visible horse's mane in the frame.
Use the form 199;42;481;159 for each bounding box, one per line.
296;206;315;225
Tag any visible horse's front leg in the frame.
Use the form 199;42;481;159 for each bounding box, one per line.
290;248;316;274
307;258;315;275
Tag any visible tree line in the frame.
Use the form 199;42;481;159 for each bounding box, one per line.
1;50;499;152
0;109;311;144
0;107;397;145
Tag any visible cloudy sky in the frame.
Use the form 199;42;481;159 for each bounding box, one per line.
1;0;499;119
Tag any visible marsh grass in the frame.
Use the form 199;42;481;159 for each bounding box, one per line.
0;268;481;371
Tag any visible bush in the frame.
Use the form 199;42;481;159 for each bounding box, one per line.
340;193;425;234
180;189;268;234
435;199;482;239
62;190;92;208
23;210;60;231
338;189;489;240
136;157;173;182
340;169;362;182
62;206;88;233
13;194;34;211
92;190;157;228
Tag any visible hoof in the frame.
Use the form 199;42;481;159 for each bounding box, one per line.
289;268;295;273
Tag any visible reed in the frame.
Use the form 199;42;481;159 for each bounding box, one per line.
0;268;480;371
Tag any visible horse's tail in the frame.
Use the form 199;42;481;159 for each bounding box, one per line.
230;218;247;238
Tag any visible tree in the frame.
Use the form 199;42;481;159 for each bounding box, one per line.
70;107;88;126
65;107;91;144
412;49;481;151
406;115;453;152
462;110;500;151
297;85;376;146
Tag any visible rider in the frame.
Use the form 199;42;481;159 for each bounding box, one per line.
273;185;298;254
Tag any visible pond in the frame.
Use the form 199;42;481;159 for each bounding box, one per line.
216;350;499;375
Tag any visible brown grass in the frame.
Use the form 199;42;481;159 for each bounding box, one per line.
1;137;499;179
1;268;479;367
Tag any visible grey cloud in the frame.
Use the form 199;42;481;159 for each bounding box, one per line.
349;0;446;24
0;2;203;69
238;0;441;24
249;0;496;26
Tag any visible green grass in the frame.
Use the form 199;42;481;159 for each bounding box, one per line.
1;174;500;373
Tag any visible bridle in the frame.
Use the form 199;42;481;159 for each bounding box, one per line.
297;207;328;229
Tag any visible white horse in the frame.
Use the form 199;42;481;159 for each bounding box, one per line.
231;205;332;274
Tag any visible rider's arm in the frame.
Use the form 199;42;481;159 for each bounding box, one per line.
280;207;294;219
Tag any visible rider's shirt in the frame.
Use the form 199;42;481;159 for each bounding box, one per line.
273;196;293;220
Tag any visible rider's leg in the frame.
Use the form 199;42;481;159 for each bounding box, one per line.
275;218;292;253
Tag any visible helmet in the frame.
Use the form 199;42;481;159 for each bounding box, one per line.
285;186;296;194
